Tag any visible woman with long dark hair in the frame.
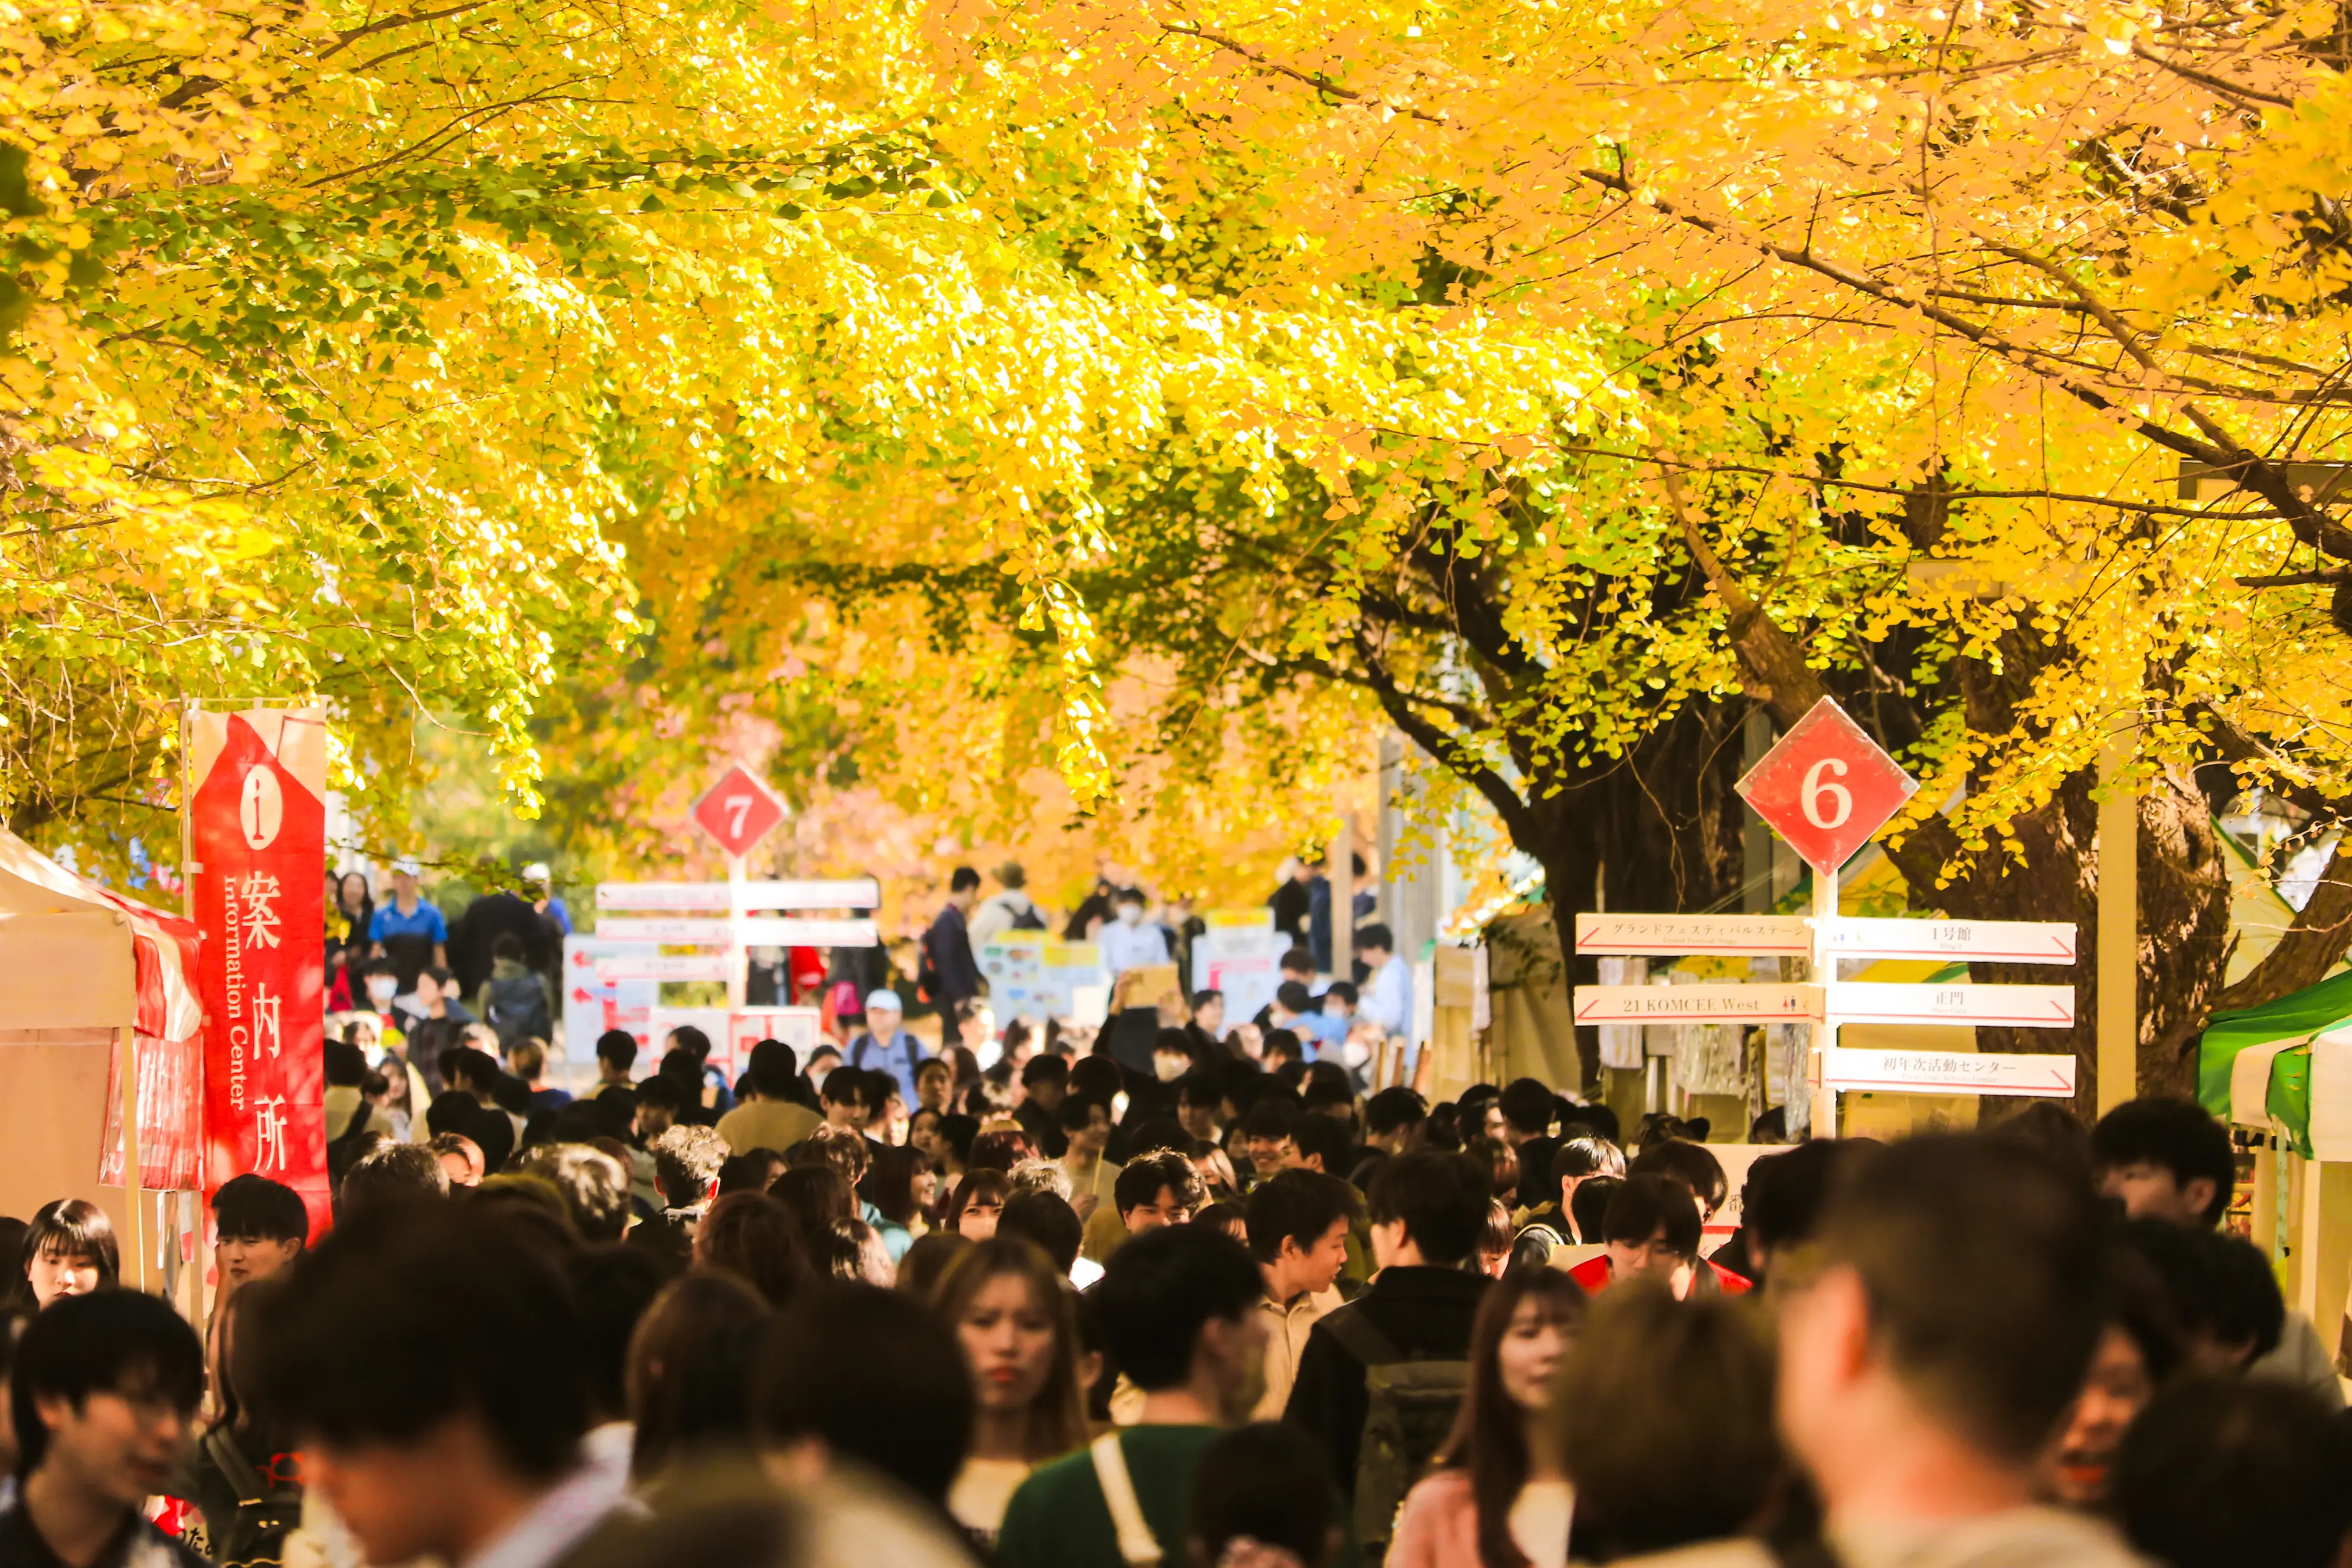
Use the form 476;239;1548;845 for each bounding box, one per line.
943;1169;1012;1240
1388;1268;1584;1568
933;1236;1089;1546
185;1277;302;1568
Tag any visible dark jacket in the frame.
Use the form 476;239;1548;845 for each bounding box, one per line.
1282;1263;1490;1492
923;903;983;1005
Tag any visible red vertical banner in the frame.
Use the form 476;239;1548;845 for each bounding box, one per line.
191;709;332;1239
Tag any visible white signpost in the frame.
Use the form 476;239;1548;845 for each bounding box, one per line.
1573;985;1824;1024
1822;1047;2079;1098
1569;697;2081;1135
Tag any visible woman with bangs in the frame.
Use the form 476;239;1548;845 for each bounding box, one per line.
944;1168;1013;1241
934;1236;1089;1547
1387;1268;1585;1568
19;1200;119;1309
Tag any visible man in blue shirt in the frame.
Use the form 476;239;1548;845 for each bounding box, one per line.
845;990;929;1110
368;858;447;986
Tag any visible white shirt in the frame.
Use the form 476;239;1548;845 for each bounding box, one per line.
1099;919;1171;980
1365;953;1412;1036
463;1445;639;1568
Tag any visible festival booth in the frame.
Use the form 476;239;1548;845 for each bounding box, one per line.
2201;971;2352;1381
0;824;205;1295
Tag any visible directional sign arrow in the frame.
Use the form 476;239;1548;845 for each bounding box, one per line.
1824;982;2076;1028
1573;984;1824;1024
1573;914;1811;958
1821;1047;2078;1098
1820;917;2077;966
593;955;733;984
594;879;881;912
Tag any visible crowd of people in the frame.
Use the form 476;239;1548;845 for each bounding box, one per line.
4;857;2348;1567
6;1019;2350;1568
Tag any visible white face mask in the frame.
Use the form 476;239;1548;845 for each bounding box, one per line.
367;978;396;1005
1117;905;1142;926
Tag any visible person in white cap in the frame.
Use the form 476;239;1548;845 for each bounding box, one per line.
524;861;572;936
368;857;447;977
847;989;930;1112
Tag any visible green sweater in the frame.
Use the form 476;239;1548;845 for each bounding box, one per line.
997;1425;1360;1568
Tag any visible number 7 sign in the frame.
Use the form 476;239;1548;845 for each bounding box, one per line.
1736;698;1919;875
690;763;788;860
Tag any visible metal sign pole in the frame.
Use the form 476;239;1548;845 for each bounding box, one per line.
726;854;749;1011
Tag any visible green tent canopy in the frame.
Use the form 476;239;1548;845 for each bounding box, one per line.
2197;968;2352;1158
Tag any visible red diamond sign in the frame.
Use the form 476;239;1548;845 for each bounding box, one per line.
1736;698;1918;876
690;763;787;860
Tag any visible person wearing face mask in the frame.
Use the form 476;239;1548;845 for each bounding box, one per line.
1097;887;1170;982
937;1237;1091;1547
358;957;401;1022
1389;1270;1586;1568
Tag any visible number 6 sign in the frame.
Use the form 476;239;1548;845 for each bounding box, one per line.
690;763;788;860
1737;698;1918;875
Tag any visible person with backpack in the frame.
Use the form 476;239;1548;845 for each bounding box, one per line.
996;1225;1358;1568
1388;1268;1585;1568
1282;1148;1492;1555
181;1279;305;1568
847;990;932;1112
476;931;554;1053
969;861;1050;948
921;867;986;1018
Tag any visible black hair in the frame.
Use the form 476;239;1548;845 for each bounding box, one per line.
1093;1223;1263;1391
1364;1087;1427;1136
754;1282;973;1505
1365;1149;1490;1266
492;932;526;962
21;1199;119;1290
1115;1149;1207;1217
2092;1097;2236;1228
566;1244;673;1423
668;1025;713;1064
254;1200;586;1481
821;1069;870;1108
441;1044;501;1095
1243;1099;1299;1141
1817;1133;2104;1464
1742;1139;1870;1256
1300;1077;1355;1116
634;1075;687;1115
1190;988;1224;1012
1288;1115;1353;1175
949;865;982;893
1602;1172;1703;1255
213;1174;309;1244
746;1039;798;1099
1059;1092;1111;1134
1552;1136;1625;1188
1322;980;1357;1008
937;1112;979;1165
1627;1138;1729;1216
2116;1376;2352;1568
1275;980;1315;1013
1279;947;1315;975
998;1191;1084;1274
1355;924;1394;953
1245;1169;1359;1265
341;1141;450;1214
1498;1078;1554;1136
2118;1219;2285;1364
12;1289;205;1476
1177;1072;1224;1110
1021;1054;1068;1088
1190;1423;1338;1567
1560;1102;1622;1144
596;1030;638;1071
1571;1175;1623;1241
324;1038;368;1088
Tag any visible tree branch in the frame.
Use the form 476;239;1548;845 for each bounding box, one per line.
1352;628;1538;845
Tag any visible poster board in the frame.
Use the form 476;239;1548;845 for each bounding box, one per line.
979;938;1103;1023
560;936;659;1093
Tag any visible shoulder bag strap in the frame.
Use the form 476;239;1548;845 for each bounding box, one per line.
203;1426;269;1504
1088;1432;1162;1568
1319;1304;1406;1367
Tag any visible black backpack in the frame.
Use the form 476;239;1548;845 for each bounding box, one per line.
199;1427;302;1568
1319;1309;1470;1553
485;971;551;1048
1008;904;1048;931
